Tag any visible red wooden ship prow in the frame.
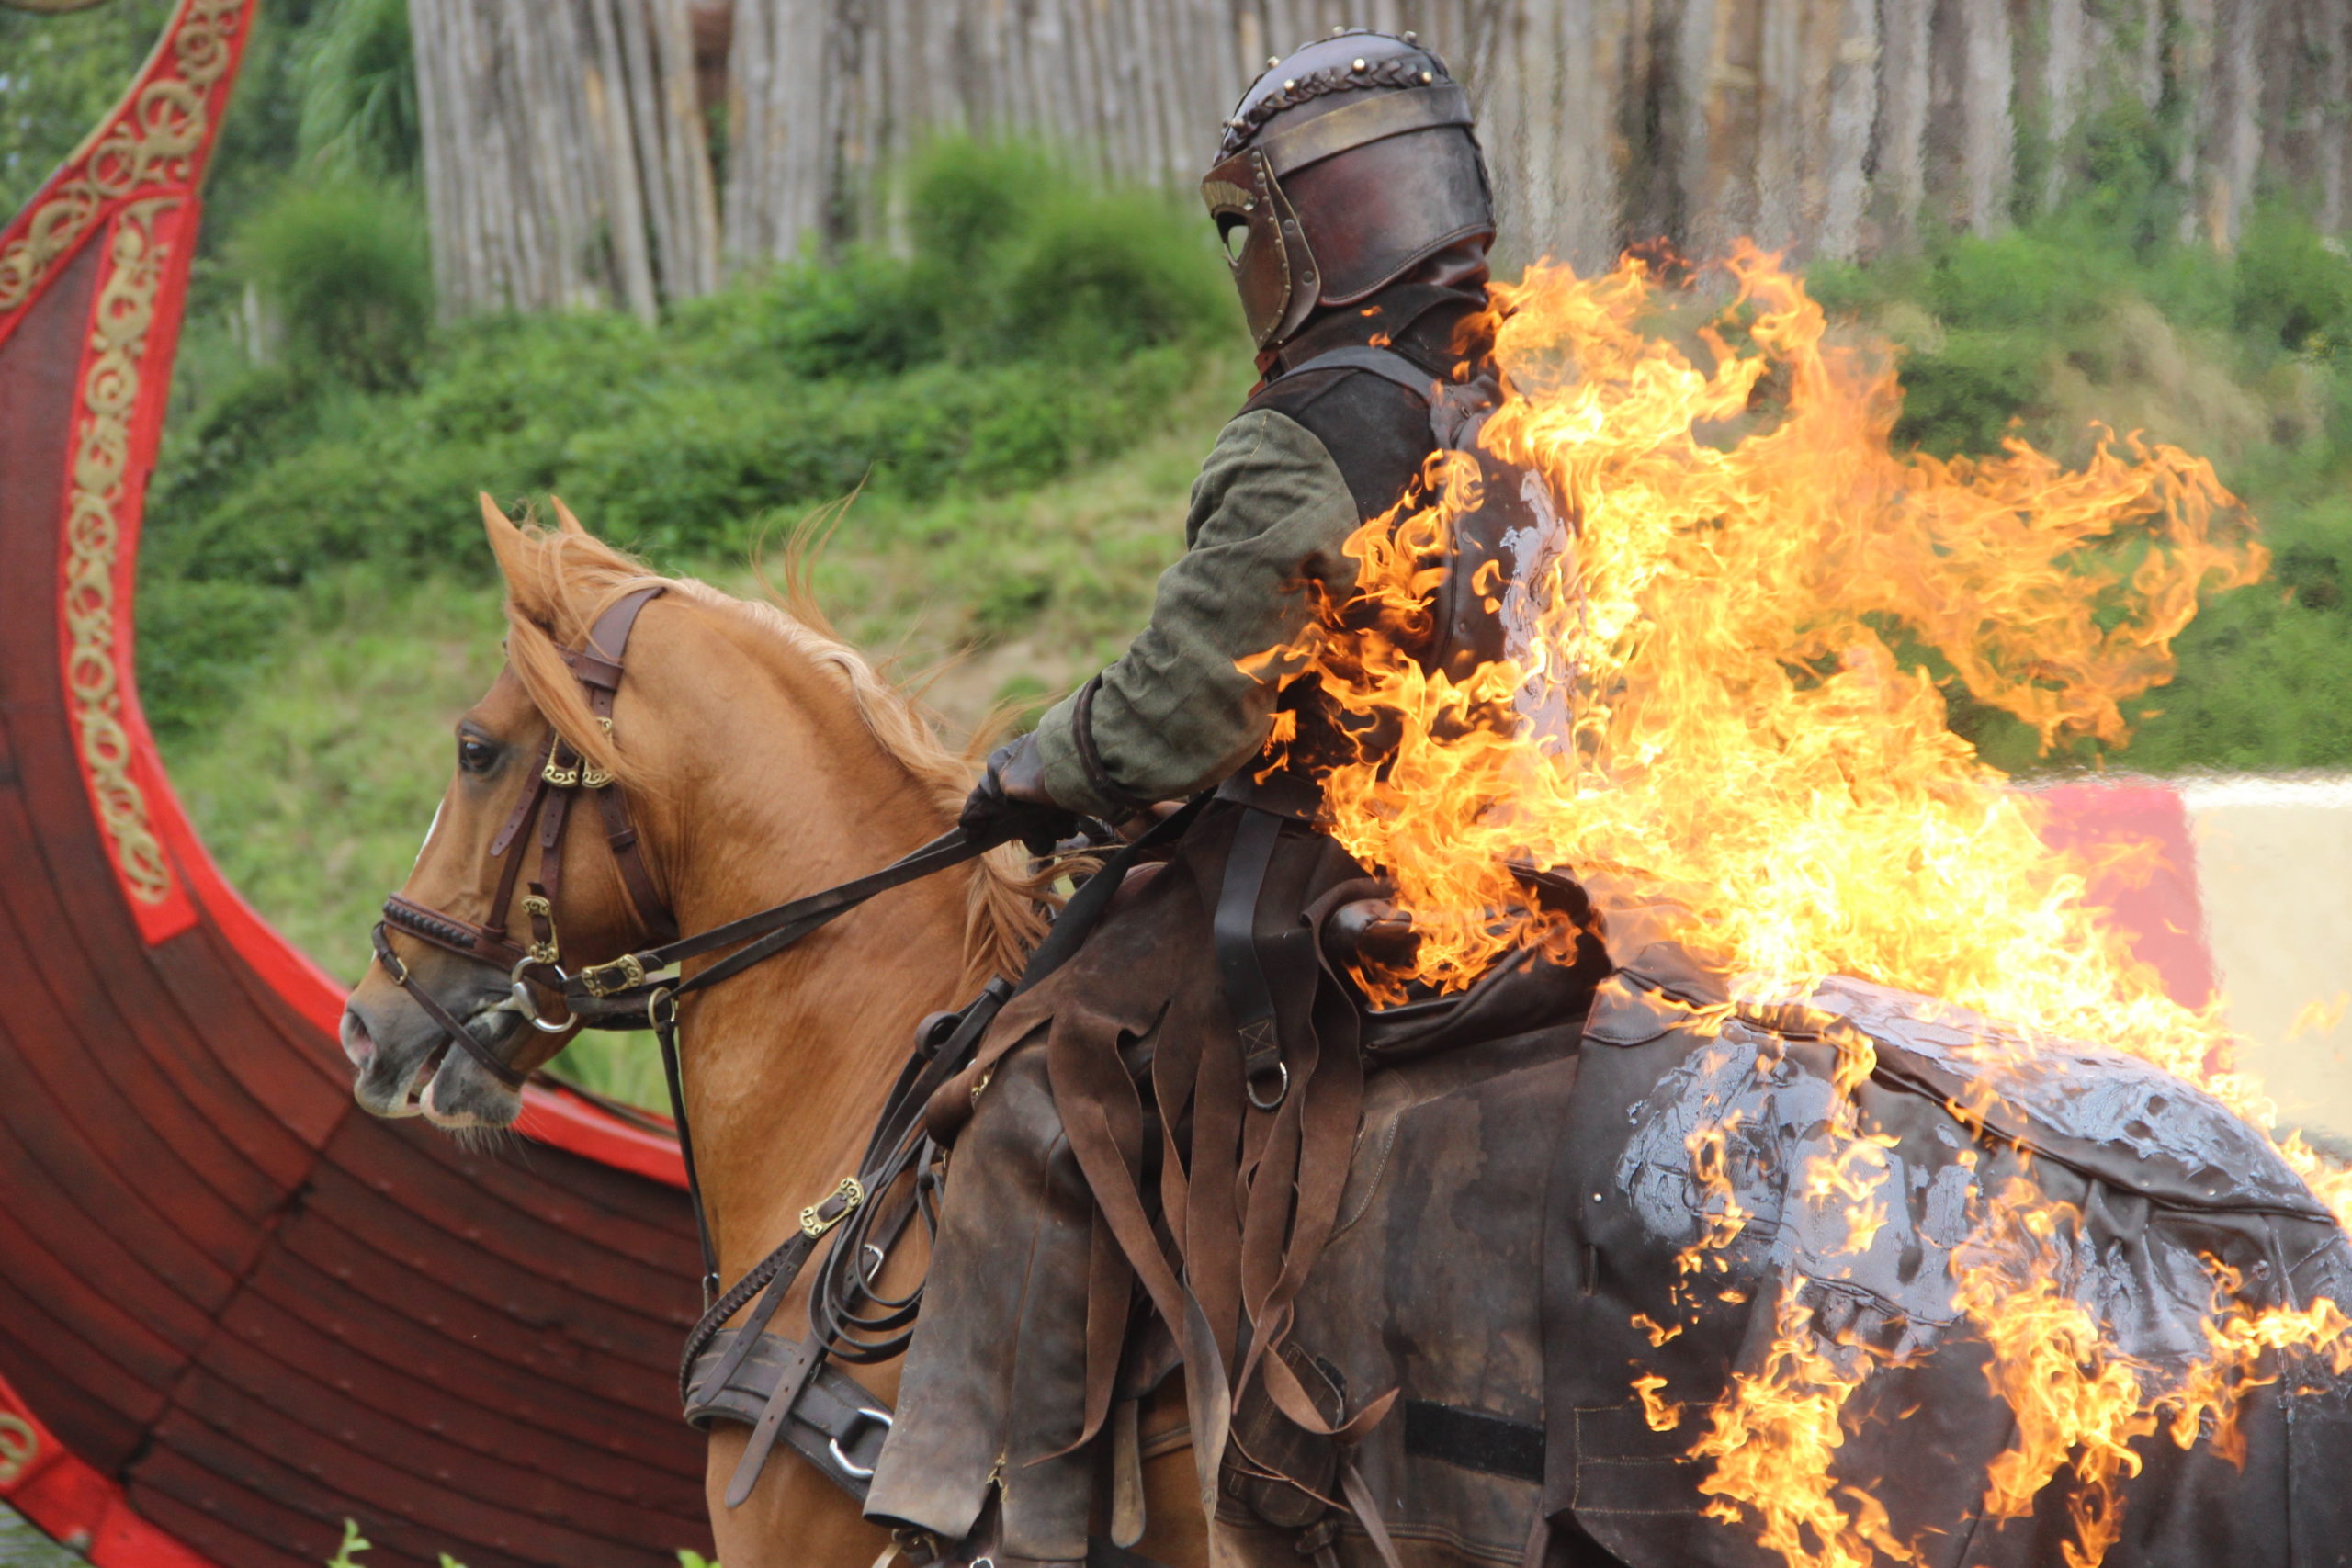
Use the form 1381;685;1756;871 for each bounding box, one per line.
0;5;712;1564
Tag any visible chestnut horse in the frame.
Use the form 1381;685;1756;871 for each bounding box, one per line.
339;500;1208;1567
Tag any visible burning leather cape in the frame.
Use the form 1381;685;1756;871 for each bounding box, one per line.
866;859;2352;1568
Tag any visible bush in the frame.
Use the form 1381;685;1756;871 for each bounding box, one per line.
139;139;1238;736
2233;203;2352;355
238;178;433;389
677;136;1229;378
984;186;1230;359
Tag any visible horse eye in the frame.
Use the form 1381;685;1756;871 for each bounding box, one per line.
458;736;498;774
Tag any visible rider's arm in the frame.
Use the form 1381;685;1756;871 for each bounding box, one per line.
1027;407;1359;818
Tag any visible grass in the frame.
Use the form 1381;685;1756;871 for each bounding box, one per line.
0;1506;75;1567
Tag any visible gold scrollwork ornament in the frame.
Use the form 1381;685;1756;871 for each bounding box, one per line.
0;1413;36;1487
62;201;175;904
0;0;244;313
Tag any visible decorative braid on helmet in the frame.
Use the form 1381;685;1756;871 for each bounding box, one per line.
1218;55;1450;160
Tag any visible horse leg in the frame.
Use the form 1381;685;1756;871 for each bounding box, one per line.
706;1420;898;1568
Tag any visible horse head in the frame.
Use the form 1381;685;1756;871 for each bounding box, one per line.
342;494;1044;1135
340;495;696;1128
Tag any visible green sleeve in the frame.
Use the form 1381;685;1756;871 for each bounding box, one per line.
1030;408;1360;817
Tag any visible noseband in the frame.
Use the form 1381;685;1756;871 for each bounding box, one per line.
371;586;677;1090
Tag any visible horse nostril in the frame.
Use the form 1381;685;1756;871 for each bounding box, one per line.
340;1008;378;1068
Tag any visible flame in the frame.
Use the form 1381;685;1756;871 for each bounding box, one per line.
2287;991;2349;1042
1258;246;2352;1564
1690;1296;1918;1568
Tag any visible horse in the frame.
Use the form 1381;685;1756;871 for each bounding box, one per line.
338;498;1212;1567
345;500;2352;1568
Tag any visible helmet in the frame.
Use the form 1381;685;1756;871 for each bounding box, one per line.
1202;28;1495;351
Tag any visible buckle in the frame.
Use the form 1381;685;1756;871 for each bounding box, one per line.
521;894;560;965
580;952;648;997
826;1406;893;1480
582;718;616;788
798;1176;865;1239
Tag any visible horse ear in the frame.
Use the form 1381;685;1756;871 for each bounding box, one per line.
480;493;554;619
549;494;590;537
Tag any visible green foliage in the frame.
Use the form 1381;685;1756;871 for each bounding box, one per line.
324;1519;370;1568
295;0;419;183
2233;203;2352;355
0;1502;80;1566
311;1517;482;1568
690;137;1227;378
137;141;1233;747
237;178;433;390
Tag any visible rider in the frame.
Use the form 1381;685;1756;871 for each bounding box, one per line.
866;29;1513;1565
962;28;1496;846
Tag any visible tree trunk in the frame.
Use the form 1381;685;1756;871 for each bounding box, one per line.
408;0;722;314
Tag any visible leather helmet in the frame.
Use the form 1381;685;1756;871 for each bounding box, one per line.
1203;28;1495;351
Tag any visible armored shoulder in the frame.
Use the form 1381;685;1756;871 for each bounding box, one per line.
1243;364;1437;525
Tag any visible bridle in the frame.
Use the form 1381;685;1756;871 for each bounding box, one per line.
371;586;679;1092
365;580;1202;1507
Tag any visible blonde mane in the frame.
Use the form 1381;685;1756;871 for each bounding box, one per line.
488;500;1048;987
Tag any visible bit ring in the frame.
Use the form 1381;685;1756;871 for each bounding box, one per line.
510;958;578;1033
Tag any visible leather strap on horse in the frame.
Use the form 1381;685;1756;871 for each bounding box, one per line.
368;922;531;1089
563;826;1000;1026
680;800;1210;1510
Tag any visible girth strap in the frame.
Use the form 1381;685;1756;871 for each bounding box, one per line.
687;1327;898;1495
1214;807;1291;1111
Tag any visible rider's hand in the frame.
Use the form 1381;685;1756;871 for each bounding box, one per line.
960;733;1082;857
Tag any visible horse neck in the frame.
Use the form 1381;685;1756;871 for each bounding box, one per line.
647;619;985;1284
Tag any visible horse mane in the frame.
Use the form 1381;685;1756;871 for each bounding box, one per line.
489;499;1050;987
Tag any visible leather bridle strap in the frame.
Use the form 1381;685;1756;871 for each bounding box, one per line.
621;824;1008;1310
563;827;1002;1021
369;921;532;1089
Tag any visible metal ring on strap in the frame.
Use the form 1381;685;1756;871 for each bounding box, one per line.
825;1406;892;1480
1247;1060;1291;1111
510;957;578;1034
